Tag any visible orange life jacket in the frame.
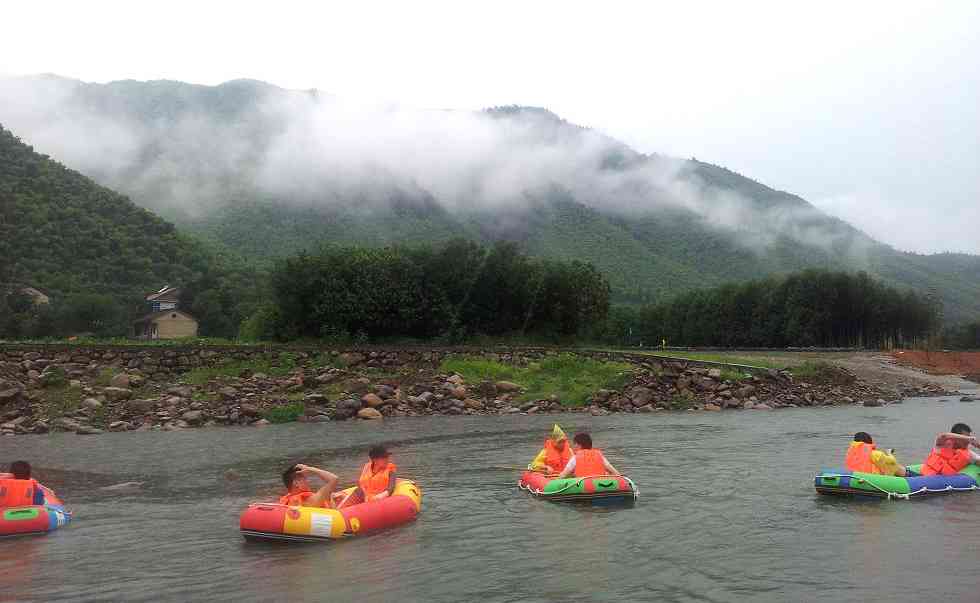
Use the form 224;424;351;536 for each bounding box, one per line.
279;490;314;507
922;447;972;476
573;449;607;477
543;439;573;473
359;461;397;500
844;442;881;474
0;478;40;507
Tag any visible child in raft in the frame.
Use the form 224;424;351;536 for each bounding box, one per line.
557;433;621;478
336;445;398;509
844;432;906;476
920;423;980;476
528;424;573;473
0;460;45;507
279;464;339;508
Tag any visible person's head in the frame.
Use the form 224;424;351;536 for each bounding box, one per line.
572;433;593;450
951;423;972;448
550;424;568;449
369;445;391;470
10;460;30;480
282;464;309;493
853;432;874;444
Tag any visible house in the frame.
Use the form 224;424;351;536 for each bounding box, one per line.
133;285;198;339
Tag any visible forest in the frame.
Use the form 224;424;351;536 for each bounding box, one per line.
246;239;611;342
627;269;939;349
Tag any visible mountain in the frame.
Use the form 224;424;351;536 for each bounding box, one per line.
0;124;257;336
2;75;978;323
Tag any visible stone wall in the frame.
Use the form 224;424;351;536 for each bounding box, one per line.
0;344;774;381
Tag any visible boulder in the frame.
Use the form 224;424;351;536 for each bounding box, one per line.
52;417;83;431
339;352;365;367
751;403;773;410
704;403;722;411
181;410;204;425
167;386;194;398
239;403;261;417
127;399;156;414
253;419;271;427
218;387;239;401
361;393;385;408
333;398;362;420
495;381;521;393
103;387;133;401
463;398;484;410
81;398;103;410
593;389;614;403
707;368;722;379
864;399;884;407
108;421;132;432
357;407;383;420
0;388;23;405
109;373;131;388
76;425;104;435
376;385;396;400
960;395;978;402
629;387;654;406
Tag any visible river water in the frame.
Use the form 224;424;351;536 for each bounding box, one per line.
3;396;980;602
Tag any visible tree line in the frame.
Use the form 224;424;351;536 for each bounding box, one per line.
612;269;939;349
244;239;611;342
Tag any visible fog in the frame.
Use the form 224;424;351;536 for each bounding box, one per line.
0;75;865;264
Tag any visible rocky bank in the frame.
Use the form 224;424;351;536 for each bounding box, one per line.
0;346;954;436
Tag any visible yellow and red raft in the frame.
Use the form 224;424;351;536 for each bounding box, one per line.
240;479;422;542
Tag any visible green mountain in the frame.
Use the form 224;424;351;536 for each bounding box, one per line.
0;124;257;336
2;76;978;323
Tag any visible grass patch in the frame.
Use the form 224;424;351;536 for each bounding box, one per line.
719;368;750;382
262;402;305;424
788;361;843;383
441;353;633;407
667;391;698;410
41;385;83;418
182;352;299;385
94;367;116;386
645;351;786;369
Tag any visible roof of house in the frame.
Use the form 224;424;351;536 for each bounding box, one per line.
133;309;197;324
146;286;181;302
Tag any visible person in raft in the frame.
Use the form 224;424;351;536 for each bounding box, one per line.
0;461;45;507
920;423;980;476
556;433;621;479
279;464;339;508
528;424;573;473
336;445;397;509
844;432;906;476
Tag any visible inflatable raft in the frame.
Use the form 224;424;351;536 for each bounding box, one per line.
519;471;637;504
815;464;980;499
0;474;71;537
240;479;422;542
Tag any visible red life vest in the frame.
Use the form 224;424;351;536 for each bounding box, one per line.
543;439;572;473
0;478;39;507
573;449;606;477
359;461;397;500
922;447;972;476
845;442;880;474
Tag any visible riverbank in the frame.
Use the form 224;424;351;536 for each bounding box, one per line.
0;346;957;436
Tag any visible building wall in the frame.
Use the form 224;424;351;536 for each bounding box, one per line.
154;313;198;339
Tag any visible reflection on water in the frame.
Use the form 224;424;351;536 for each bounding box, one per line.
2;398;980;602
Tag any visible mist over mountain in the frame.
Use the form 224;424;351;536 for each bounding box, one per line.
2;75;978;321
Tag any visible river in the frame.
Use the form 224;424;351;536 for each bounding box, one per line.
2;396;980;602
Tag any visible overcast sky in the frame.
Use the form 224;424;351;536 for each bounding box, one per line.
2;1;977;254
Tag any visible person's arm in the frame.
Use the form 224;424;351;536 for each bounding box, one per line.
936;433;974;447
529;448;548;470
371;470;397;501
296;465;338;508
601;454;620;476
557;456;576;478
